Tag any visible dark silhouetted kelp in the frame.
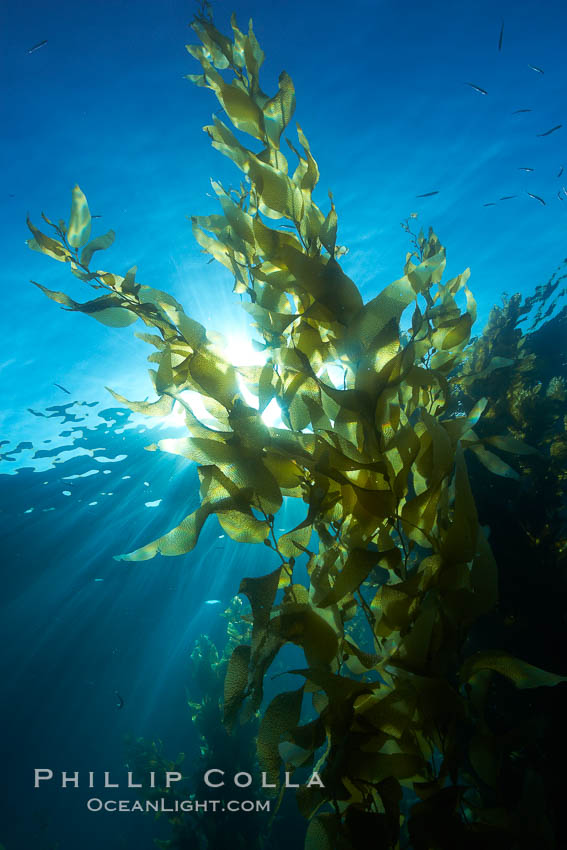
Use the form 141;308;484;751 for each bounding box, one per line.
25;9;567;850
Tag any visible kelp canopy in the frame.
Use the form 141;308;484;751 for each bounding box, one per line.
27;9;566;850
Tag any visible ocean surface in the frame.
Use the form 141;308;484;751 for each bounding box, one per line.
1;0;566;848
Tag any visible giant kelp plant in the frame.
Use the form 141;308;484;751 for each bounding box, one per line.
27;9;567;849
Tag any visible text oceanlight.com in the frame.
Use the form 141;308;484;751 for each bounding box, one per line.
86;798;271;813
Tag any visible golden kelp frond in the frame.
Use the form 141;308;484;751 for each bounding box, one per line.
461;651;567;689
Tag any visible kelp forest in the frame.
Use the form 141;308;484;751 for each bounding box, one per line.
26;8;567;850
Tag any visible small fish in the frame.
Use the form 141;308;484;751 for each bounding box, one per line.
498;20;504;52
204;599;222;605
499;195;517;200
53;382;70;394
483;203;496;207
27;39;47;54
416;191;439;198
94;578;104;582
512;108;532;114
91;215;102;219
527;191;546;206
527;63;544;74
558;166;564;177
113;690;124;710
537;125;562;137
466;82;488;95
558;191;564;201
517;167;534;172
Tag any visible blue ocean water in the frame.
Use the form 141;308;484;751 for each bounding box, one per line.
1;0;566;847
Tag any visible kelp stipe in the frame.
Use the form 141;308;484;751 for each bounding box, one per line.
27;11;566;849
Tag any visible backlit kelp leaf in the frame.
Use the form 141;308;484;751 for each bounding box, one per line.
229;402;273;447
246;629;286;718
214;182;256;244
258;361;280;412
483;434;538;455
257;686;304;789
67;185;92;249
223;644;251;732
251;214;303;260
318;259;363;324
263;455;304;494
278;523;313;558
153;304;207;351
239;566;282;634
191;218;233;271
319;195;337;257
168;437;282;513
343;275;415;361
440;312;473;350
440;447;478;564
420;412;454;485
106;388;175;417
116;265;140;297
354;685;417;738
117;482;267;560
460;651;567;689
27;218;71;263
204;115;251;172
387;596;438;675
217;509;269;543
243;17;265;88
189;351;240;409
134;284;183;313
343;639;381;675
91;307;138;327
469;444;520;480
263;71;296;147
80;230;115;266
228;12;247;67
116;503;212;560
219;81;265;139
374;581;417;632
32;282;138;327
401;485;441;547
70;265;100;282
249;156;304;220
196;18;235;69
32;281;75;307
383;421;421;497
275;604;340;667
318;549;378;607
155;349;174;393
242;301;297;336
296;124;319;192
289;668;378;705
466;397;488;428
